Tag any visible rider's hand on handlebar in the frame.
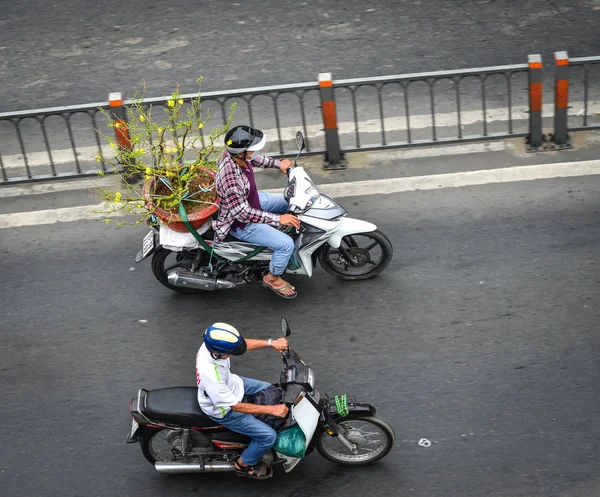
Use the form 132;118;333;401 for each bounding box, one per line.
271;404;289;418
280;214;301;230
271;338;288;353
279;159;293;174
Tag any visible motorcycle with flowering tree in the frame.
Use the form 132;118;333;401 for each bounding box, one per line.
93;78;233;230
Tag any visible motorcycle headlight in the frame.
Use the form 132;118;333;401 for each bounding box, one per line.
308;369;315;390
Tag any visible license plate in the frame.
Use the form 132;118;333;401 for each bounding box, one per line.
142;231;155;258
130;418;139;438
135;231;156;262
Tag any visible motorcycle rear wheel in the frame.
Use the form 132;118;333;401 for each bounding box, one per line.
151;248;204;293
316;416;395;466
318;230;393;280
140;428;210;465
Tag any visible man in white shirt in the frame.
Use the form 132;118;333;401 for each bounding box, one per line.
196;322;289;479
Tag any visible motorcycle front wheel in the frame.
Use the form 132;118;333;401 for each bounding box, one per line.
318;230;393;280
316;416;395;466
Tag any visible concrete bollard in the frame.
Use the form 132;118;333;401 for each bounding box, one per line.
318;73;346;169
551;51;572;148
109;92;131;152
526;54;544;152
526;54;545;152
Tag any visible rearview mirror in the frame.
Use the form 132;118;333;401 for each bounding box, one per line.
295;131;305;152
281;316;292;337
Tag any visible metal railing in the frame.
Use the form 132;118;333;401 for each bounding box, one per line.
566;55;600;131
331;63;530;153
0;102;110;182
1;52;599;184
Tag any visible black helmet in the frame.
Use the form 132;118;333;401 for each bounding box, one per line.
224;125;266;155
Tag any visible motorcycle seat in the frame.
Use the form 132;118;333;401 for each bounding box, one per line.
143;387;253;427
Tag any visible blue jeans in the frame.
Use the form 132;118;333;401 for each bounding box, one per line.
231;192;294;276
209;376;276;466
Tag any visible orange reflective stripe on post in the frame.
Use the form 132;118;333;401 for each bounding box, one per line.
555;79;569;109
529;82;543;112
322;101;338;130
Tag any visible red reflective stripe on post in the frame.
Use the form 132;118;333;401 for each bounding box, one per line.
529;62;543;69
322;101;337;129
319;80;333;88
556;80;569;109
114;120;131;149
109;98;123;107
555;58;569;66
530;82;542;111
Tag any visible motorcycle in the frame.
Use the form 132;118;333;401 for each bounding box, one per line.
126;317;395;474
134;132;393;293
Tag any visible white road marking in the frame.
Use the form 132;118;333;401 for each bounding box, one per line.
1;159;599;229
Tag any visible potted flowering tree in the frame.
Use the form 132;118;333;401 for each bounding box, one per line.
94;79;235;232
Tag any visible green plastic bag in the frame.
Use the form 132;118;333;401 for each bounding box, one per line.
274;425;306;458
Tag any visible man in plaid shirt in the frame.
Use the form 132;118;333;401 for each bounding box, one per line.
214;125;301;299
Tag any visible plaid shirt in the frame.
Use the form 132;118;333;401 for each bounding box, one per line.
213;151;282;242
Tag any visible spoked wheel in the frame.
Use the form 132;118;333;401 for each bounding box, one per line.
318;230;393;280
151;248;206;293
140;428;211;465
316;416;395;466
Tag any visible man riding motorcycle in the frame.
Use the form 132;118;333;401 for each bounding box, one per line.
214;125;301;299
196;322;289;479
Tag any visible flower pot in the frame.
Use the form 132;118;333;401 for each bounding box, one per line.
142;169;219;233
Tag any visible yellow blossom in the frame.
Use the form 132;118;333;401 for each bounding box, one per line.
178;99;184;105
145;167;152;176
167;100;175;107
140;115;146;122
115;192;122;203
227;139;233;146
198;123;204;129
157;127;163;133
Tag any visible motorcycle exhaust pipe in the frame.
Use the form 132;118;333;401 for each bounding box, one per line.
167;270;236;291
155;461;235;474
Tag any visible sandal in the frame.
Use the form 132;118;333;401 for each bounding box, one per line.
262;280;298;300
234;459;273;480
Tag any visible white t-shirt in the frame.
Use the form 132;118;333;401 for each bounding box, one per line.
196;343;244;418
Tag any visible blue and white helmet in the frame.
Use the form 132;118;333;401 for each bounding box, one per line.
204;323;247;356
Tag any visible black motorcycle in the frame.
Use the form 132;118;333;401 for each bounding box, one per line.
126;317;395;474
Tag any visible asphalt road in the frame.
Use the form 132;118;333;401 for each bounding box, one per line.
2;0;600;112
1;174;599;496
